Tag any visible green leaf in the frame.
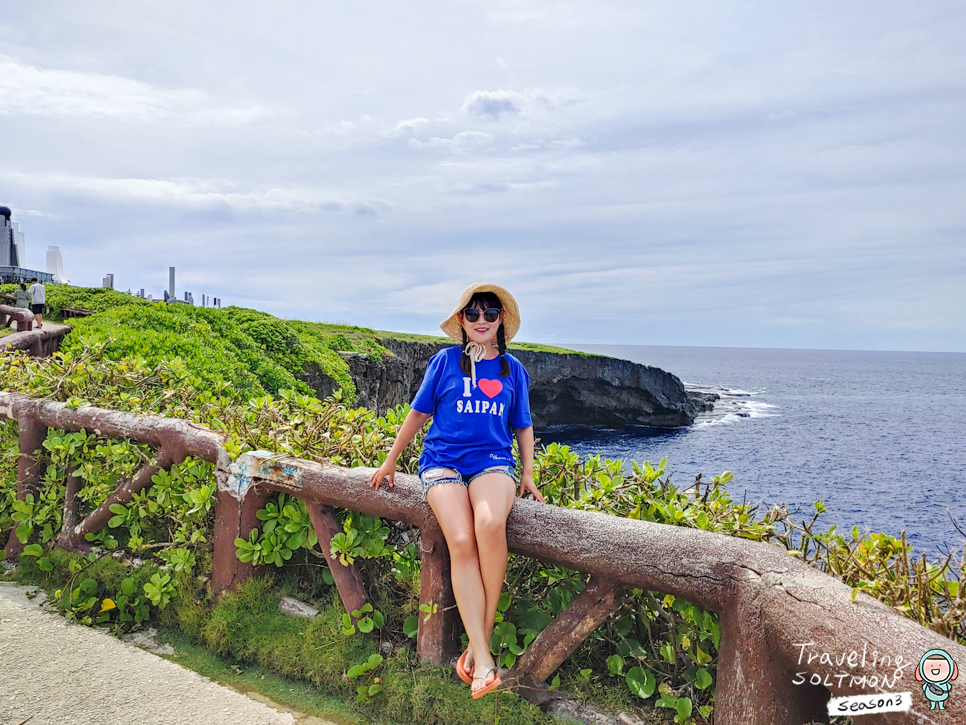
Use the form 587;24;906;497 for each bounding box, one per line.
347;665;366;678
625;667;656;699
22;543;44;557
15;521;33;544
403;615;419;639
367;684;383;696
676;697;693;718
694;668;713;690
606;654;624;676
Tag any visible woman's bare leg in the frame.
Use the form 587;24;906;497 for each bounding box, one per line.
425;480;493;686
467;472;516;688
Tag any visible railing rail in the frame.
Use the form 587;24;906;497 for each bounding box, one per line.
1;391;963;724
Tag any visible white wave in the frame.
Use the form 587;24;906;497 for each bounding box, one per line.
694;395;779;427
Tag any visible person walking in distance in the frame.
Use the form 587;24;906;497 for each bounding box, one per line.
369;282;543;699
27;277;45;328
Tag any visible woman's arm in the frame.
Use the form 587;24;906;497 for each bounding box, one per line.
369;407;432;489
513;426;544;503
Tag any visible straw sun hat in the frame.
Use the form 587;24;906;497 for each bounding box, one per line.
439;282;521;342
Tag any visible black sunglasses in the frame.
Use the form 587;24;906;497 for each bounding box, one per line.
462;307;501;323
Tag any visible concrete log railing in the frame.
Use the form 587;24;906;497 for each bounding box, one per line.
1;305;71;357
0;392;963;724
0;392;229;556
0;304;35;332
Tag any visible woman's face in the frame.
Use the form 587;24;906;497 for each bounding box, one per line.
459;300;502;346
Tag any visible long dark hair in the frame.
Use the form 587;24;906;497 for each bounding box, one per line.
459;292;510;378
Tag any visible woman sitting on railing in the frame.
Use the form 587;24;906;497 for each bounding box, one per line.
369;282;544;699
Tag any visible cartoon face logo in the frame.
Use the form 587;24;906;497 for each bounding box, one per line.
916;649;958;711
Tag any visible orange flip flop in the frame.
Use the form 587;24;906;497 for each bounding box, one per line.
471;666;502;699
456;649;473;685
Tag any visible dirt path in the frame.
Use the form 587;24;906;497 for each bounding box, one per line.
0;582;303;725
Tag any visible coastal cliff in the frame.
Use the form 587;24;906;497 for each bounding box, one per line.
301;338;713;429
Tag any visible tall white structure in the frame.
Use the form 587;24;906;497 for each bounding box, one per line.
102;273;115;289
1;207;25;268
46;246;66;283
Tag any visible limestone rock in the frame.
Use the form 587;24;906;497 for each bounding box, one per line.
278;596;318;619
298;338;711;429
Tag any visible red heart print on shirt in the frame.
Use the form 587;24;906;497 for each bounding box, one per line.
478;379;503;399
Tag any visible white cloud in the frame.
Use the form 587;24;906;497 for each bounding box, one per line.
2;2;964;351
462;90;522;118
395;117;431;131
2;172;382;214
408;131;493;152
0;55;266;126
461;88;584;119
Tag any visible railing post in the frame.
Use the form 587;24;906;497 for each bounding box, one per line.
714;584;827;725
305;503;368;617
416;518;460;665
59;449;175;551
211;484;271;595
3;412;47;558
55;464;85;552
506;575;623;695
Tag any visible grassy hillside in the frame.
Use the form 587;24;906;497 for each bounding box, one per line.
2;285;589;401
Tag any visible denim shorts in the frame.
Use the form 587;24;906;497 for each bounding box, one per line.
419;465;516;498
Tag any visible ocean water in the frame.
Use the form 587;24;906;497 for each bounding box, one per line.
541;345;966;561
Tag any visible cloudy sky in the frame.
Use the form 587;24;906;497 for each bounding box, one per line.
2;1;964;351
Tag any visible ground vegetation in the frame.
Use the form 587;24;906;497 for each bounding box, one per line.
1;288;963;724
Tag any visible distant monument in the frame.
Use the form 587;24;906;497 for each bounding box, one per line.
135;265;221;307
1;206;53;284
46;246;66;283
1;206;25;267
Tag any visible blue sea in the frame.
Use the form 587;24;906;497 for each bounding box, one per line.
541;345;966;561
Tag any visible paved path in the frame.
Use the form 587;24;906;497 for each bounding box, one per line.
0;583;300;725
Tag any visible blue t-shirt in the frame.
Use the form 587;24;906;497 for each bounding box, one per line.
411;346;532;476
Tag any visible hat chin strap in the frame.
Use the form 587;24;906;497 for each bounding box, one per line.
464;341;486;390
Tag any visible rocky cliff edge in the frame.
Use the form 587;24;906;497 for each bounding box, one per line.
300;338;713;429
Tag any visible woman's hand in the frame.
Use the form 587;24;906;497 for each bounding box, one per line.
368;409;431;491
517;471;544;503
369;458;398;490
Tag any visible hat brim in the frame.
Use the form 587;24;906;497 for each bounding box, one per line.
439;282;521;342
